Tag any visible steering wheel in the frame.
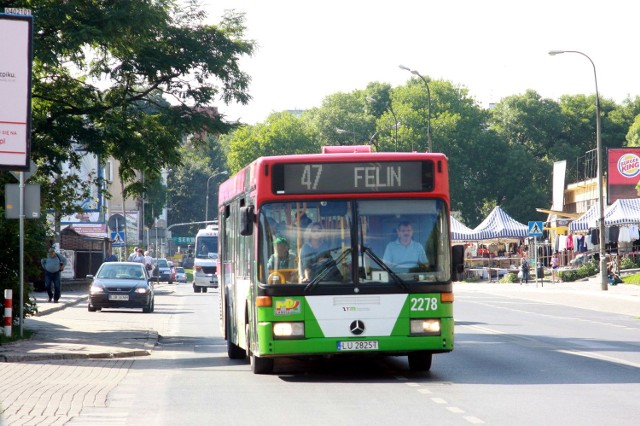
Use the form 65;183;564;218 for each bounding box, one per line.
267;271;286;284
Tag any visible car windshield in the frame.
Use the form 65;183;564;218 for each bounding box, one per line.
97;264;145;280
258;199;450;288
176;267;185;273
157;259;169;268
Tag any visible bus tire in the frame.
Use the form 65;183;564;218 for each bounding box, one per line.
202;287;208;293
227;330;247;359
408;351;433;372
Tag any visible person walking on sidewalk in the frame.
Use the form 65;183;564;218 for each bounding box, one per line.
520;256;530;284
551;251;560;283
41;247;67;303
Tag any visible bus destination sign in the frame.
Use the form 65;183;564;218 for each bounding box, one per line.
272;161;434;194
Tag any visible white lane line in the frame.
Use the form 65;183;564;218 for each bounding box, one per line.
464;416;485;424
557;349;640;369
447;406;465;414
417;388;432;395
431;397;447;404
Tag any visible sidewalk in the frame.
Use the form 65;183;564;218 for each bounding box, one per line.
455;275;640;317
0;284;158;362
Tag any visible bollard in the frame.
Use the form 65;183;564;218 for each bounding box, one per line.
3;289;12;337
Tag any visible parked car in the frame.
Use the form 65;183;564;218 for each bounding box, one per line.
175;266;187;283
87;262;154;313
152;258;173;283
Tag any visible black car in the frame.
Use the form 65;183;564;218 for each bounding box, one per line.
87;262;155;313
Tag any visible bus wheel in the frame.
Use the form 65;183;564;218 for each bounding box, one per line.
408;351;433;372
227;318;247;359
202;288;208;293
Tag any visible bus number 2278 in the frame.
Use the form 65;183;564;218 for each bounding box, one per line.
410;297;438;311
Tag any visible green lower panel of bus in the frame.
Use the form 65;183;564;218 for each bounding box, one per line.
254;317;454;357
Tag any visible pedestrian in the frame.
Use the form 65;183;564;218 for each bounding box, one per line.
132;248;145;264
104;249;118;262
143;250;154;272
41;247;67;303
520;256;530;285
127;246;139;261
551;251;559;283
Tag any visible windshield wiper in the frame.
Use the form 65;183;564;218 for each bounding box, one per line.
304;247;352;293
361;246;409;291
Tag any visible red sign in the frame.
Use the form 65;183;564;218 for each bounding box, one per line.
607;148;640;204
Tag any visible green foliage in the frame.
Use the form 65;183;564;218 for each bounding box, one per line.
559;260;599;282
501;272;519;283
620;256;639;270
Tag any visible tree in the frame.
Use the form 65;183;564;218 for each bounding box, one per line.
226;112;319;173
0;0;255;320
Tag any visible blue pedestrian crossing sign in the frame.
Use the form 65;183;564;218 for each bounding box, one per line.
111;231;125;246
528;221;544;237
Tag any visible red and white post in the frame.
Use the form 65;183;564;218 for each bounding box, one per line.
3;289;12;337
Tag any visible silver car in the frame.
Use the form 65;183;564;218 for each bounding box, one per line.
175;266;187;283
87;262;155;313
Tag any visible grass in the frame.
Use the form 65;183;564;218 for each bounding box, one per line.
621;273;640;285
0;327;34;344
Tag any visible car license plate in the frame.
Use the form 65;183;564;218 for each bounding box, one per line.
109;295;129;301
337;340;379;351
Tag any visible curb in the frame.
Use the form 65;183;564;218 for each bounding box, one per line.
35;295;89;317
0;331;159;363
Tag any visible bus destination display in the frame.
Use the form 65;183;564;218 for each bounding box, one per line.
272;161;434;194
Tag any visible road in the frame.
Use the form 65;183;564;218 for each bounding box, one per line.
2;283;639;425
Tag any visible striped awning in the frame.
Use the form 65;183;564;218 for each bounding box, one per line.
471;206;528;239
604;198;640;226
569;202;600;232
450;216;477;241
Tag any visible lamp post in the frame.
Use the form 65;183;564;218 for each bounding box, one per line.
366;96;400;151
399;65;432;152
205;170;228;223
549;49;607;291
367;122;402;150
335;128;361;145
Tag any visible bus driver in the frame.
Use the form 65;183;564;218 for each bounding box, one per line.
383;221;427;272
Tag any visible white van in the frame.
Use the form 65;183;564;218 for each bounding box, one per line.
193;224;219;293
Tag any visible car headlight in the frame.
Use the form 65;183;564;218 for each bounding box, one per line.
90;285;104;294
273;322;304;339
135;287;148;294
410;319;441;336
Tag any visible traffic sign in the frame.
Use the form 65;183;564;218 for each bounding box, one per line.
528;221;544;237
110;231;125;246
107;213;125;231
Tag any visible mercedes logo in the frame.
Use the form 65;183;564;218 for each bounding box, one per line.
350;320;365;335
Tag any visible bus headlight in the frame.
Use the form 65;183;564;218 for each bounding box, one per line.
410;319;441;336
273;322;304;339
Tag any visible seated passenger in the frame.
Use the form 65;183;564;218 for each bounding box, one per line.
382;221;428;272
300;222;341;282
267;236;297;270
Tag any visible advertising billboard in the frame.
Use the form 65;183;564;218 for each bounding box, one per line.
0;13;32;170
607;148;640;204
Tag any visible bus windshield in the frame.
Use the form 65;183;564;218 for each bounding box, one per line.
195;236;218;259
258;199;450;287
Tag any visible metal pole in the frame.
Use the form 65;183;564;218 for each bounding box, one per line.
19;172;25;337
549;50;607;291
399;65;432;152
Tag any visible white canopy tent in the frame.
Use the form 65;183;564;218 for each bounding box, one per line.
470;206;528;240
450;216;476;241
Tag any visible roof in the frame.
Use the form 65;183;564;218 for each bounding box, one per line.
450;216;476;241
470;206;528;240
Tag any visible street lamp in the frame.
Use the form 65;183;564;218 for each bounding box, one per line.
205;170;228;223
399;64;432;152
366;96;400;151
549;49;607;291
335;128;361;145
368;122;402;150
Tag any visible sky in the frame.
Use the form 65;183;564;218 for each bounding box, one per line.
202;0;640;124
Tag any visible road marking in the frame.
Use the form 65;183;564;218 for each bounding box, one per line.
447;406;465;413
557;349;640;369
464;416;485;424
431;397;447;404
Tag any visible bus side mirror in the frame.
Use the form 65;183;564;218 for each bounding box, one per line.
240;205;255;236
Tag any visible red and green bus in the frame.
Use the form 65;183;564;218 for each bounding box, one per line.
218;145;454;374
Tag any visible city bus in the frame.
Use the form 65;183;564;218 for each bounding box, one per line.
218;145;454;374
192;223;219;293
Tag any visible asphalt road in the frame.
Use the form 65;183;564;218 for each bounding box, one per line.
1;281;639;425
